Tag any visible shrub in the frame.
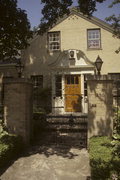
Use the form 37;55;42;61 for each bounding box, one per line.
0;132;24;168
33;87;52;114
89;136;120;180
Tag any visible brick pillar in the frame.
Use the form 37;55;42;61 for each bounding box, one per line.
4;79;33;144
87;75;114;138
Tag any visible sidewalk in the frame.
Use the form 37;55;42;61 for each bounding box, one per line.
0;145;91;180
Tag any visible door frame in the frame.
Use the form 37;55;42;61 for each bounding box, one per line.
52;70;94;114
64;74;82;112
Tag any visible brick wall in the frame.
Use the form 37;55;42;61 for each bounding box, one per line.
4;79;33;144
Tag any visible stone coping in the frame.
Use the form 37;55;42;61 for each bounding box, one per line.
86;74;120;81
3;78;33;84
47;113;88;118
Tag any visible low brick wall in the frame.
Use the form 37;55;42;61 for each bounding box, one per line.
4;78;33;144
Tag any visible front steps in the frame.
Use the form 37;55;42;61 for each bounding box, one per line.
33;113;88;148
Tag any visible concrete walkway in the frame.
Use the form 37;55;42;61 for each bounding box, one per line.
0;145;91;180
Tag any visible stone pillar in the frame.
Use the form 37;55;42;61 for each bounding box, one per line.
87;75;114;138
4;79;33;144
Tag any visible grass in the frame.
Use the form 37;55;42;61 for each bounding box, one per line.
89;136;120;180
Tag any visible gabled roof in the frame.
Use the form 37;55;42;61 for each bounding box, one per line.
31;7;113;44
50;7;113;33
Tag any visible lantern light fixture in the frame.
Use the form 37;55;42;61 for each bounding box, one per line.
95;55;103;75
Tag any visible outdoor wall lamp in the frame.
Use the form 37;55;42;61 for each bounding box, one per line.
95;55;103;75
15;59;24;78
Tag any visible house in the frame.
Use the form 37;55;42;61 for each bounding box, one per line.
21;8;120;115
0;8;120;144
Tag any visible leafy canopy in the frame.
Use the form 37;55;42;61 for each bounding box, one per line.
0;0;33;61
38;0;106;34
105;0;120;53
39;0;120;48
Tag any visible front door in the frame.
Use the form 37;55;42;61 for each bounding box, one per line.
65;75;82;112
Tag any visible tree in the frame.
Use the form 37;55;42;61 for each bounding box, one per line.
39;0;73;34
38;0;106;34
105;0;120;53
0;0;33;61
39;0;120;52
77;0;106;15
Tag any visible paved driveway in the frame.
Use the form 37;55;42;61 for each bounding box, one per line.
0;145;91;180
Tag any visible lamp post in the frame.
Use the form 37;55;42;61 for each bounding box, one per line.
15;59;24;78
95;55;103;75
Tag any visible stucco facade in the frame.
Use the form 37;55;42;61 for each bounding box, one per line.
21;9;120;114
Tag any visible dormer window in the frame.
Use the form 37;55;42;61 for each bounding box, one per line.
48;31;60;51
87;29;101;49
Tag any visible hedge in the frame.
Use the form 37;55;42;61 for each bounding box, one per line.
89;136;120;180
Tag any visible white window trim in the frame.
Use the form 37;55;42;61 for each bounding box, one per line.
87;29;101;49
48;31;60;51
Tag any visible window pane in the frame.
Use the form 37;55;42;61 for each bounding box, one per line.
66;76;70;84
87;29;101;49
84;75;87;96
75;76;79;84
71;76;74;84
55;75;62;97
48;32;60;51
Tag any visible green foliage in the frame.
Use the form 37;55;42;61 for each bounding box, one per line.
111;107;120;159
108;0;120;8
32;87;51;138
113;107;120;135
78;0;106;16
0;0;33;61
39;0;72;34
38;0;106;34
89;136;120;180
33;87;52;114
106;14;120;39
105;0;120;53
39;0;120;54
0;105;6;135
0;132;24;168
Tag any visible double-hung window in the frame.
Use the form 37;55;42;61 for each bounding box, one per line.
48;31;60;51
87;29;101;49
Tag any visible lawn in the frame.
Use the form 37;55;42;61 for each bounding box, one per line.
89;136;120;180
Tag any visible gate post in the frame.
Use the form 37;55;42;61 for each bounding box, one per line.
4;78;33;144
87;75;114;138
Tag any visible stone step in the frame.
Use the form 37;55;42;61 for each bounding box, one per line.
34;114;88;148
34;132;87;147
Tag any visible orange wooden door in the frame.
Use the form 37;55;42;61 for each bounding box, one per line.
65;75;82;112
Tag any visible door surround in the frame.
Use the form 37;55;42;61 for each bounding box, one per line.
65;75;82;112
